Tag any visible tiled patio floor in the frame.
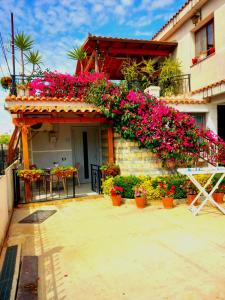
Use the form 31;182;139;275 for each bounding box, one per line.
6;198;225;300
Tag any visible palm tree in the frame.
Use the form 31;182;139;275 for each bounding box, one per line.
15;32;34;80
26;50;42;74
67;47;87;74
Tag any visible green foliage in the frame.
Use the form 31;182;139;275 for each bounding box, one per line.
67;47;87;73
121;58;156;90
102;177;114;195
25;50;42;73
159;57;182;96
15;32;34;51
0;134;10;144
139;179;161;201
113;175;142;198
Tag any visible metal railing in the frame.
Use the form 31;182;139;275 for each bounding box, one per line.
13;170;76;204
0;144;8;175
127;74;191;96
91;164;102;194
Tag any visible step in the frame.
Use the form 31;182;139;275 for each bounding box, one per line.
16;256;38;300
0;244;21;300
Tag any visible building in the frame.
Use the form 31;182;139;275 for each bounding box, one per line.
4;0;225;201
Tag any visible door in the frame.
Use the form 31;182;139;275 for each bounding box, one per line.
218;106;225;141
72;127;100;183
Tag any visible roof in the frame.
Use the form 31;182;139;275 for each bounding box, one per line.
152;0;192;40
5;95;82;102
160;95;209;104
191;79;225;95
6;105;100;114
77;34;177;79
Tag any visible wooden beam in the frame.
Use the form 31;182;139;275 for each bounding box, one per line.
13;117;109;126
84;50;95;72
107;127;114;163
21;125;30;169
108;48;170;56
95;50;99;72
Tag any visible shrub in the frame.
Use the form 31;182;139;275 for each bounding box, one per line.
113;175;141;198
102;177;114;195
139;179;161;201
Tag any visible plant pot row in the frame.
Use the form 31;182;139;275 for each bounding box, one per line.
111;195;146;208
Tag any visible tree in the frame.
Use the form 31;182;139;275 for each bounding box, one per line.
0;134;10;144
67;47;87;74
26;50;42;74
15;32;34;80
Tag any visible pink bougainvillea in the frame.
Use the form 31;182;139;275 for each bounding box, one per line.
29;72;106;98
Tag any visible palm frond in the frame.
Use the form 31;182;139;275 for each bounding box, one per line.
25;50;42;65
15;32;34;51
67;47;87;61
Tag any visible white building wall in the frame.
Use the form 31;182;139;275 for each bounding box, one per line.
155;0;225;91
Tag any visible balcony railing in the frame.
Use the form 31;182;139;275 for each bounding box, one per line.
127;74;191;96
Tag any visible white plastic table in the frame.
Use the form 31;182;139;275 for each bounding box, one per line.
177;167;225;216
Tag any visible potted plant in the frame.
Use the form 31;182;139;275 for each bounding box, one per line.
1;76;12;89
192;57;198;65
100;163;120;178
182;180;199;206
134;186;147;208
51;166;76;178
110;185;124;206
17;169;44;182
158;181;176;208
213;184;225;203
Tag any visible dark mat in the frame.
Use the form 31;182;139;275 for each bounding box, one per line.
16;256;38;300
0;245;18;300
19;210;57;224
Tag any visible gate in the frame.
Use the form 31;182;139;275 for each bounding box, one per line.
91;164;102;194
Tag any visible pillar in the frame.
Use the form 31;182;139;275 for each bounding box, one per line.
107;127;114;163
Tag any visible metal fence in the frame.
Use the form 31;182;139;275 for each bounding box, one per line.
13;170;76;204
91;164;102;194
0;144;8;175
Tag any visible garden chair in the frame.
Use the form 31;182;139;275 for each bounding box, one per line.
75;162;81;186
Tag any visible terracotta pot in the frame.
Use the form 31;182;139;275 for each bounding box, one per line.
135;197;146;208
111;194;122;206
165;159;175;169
187;194;199;206
162;197;173;209
213;192;224;204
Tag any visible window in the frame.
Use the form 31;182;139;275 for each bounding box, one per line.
191;113;205;129
195;20;214;58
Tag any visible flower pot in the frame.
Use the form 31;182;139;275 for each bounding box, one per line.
162;197;173;209
165;159;175;169
209;47;215;55
111;194;122;206
213;192;224;204
135;197;146;208
187;194;199;206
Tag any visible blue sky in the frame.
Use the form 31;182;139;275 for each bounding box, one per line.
0;0;186;133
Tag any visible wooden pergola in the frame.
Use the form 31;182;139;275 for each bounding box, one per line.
76;34;177;79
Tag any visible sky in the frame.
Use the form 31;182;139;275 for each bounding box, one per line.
0;0;186;134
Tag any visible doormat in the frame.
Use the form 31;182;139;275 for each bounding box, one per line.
19;210;57;224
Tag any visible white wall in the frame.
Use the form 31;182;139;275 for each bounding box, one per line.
0;161;18;253
158;0;225;91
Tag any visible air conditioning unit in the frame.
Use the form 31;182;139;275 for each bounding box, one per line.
31;123;53;132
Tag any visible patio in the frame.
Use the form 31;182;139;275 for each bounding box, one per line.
6;197;225;300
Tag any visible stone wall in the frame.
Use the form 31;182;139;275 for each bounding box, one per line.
114;133;165;176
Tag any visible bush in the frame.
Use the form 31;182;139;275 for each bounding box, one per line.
102;177;114;195
139;179;161;201
113;175;142;198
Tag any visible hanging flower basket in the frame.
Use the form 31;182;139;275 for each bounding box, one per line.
51;166;76;178
1;76;12;90
17;169;44;182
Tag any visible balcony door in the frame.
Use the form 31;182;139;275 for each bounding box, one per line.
218;106;225;141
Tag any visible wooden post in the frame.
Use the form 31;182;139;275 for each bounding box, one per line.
21;125;31;202
107;127;114;163
95;49;99;73
21;125;30;169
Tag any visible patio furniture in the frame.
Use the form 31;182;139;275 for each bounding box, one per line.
178;167;225;216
